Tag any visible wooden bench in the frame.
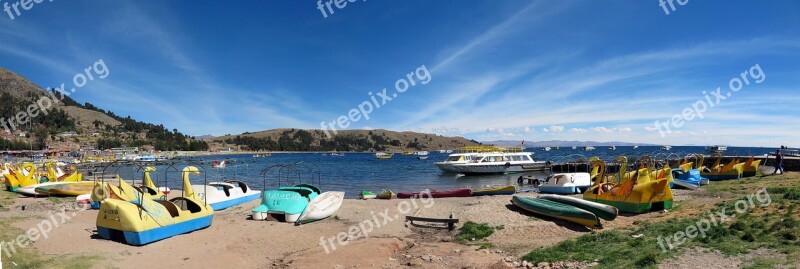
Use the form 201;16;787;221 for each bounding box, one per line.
405;214;459;231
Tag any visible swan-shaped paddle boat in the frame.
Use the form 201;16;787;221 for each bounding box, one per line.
96;166;213;246
583;156;673;214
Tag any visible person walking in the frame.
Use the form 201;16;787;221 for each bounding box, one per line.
772;149;784;175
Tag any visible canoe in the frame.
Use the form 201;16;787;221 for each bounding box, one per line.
296;191;345;224
377;190;395;200
36;182;95;196
397;188;472;199
511;196;600;227
360;190;377;200
472;186;516;196
539;194;618;221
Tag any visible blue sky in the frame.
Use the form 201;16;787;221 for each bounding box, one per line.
1;1;798;147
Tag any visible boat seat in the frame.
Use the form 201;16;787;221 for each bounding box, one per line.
170;197;203;213
227;181;248;193
154;200;180;218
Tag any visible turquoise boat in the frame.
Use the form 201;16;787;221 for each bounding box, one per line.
252;163;342;224
252;184;320;222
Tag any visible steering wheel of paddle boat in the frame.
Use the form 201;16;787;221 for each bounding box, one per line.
505;162;511;168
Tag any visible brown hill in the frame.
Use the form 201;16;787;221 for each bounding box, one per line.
213;128;480;152
0;67;121;130
0;68;45;99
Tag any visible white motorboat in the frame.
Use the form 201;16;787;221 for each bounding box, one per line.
708;145;727;154
414;151;429;156
449;151;548;175
662;145;672;151
435;153;478;173
609;146;616;151
543;147;551;152
582;146;596;152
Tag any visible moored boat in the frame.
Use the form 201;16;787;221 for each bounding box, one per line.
95;166;214;246
537;173;592;194
583;156;674;214
193;181;261;211
377;190;395;199
296;191;345;224
539;195;618;221
449;147;548;175
511;196;601;227
35;181;95;196
375;152;394;160
397;188;471;199
472;185;516;196
360;190;377;200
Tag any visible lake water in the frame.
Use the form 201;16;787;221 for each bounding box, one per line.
99;146;776;199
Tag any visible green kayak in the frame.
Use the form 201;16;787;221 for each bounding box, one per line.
539;194;619;221
512;196;601;227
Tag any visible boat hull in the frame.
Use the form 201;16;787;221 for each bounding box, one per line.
210;192;261;211
583;179;673;214
450;162;548;175
97;215;212;246
537;173;592;194
512;196;600;227
194;182;262;211
252;186;318;222
36;182;95;196
397;189;471;199
539;195;618;221
435;163;461;173
296;192;344;224
472;186;516;196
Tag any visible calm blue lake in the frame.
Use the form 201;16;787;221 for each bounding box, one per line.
103;146;776;199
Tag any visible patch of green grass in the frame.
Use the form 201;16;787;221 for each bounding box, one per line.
521;193;800;269
475;243;495;249
457;222;496;242
0;209;104;268
784;189;800;200
743;257;779;269
0;189;17;212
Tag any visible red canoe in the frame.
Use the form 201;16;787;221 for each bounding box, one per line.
397;188;472;199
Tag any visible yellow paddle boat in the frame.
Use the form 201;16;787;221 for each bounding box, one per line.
96;166;213;246
701;153;744;181
583;156;673;213
3;163;39;191
742;156;762;177
44;162;82;182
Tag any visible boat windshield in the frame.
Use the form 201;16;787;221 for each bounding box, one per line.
446;156;463;162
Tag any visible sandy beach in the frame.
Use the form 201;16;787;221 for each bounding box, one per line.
2;172;796;269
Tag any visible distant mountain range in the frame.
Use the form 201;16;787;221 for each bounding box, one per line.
483;140;659;147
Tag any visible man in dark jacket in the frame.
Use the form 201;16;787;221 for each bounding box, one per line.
772;149;784;175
